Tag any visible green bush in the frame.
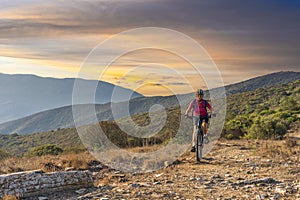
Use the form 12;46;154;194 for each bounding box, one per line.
280;96;299;111
245;114;289;139
25;144;63;157
224;115;253;139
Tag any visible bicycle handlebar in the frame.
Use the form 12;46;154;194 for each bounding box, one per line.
184;113;216;119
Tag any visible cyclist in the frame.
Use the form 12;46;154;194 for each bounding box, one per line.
185;89;212;152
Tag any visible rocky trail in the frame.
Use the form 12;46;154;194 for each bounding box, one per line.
28;139;300;200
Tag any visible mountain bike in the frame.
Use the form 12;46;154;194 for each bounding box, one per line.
186;114;213;163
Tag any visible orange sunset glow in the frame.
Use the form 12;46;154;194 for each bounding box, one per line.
0;0;299;95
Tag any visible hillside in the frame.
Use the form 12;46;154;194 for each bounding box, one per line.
223;71;300;95
0;96;181;135
0;71;299;135
1;79;299;157
0;73;143;123
223;79;300;139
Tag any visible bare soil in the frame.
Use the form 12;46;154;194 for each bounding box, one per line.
33;138;300;200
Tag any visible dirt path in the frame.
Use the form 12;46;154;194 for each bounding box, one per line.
31;139;300;200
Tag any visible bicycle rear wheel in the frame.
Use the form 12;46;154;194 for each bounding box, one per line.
196;129;204;163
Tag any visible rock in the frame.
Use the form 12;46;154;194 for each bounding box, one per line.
131;183;139;188
204;185;213;189
88;160;102;166
271;193;282;200
0;170;93;198
139;182;150;187
285;185;296;194
38;197;49;200
243;162;251;166
251;163;258;167
89;165;103;172
155;173;164;178
232;177;279;187
275;187;285;195
65;167;75;171
112;174;125;178
165;180;174;184
211;174;223;179
164;161;170;168
76;188;87;194
169;191;175;196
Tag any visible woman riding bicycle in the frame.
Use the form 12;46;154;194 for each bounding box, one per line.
185;89;212;152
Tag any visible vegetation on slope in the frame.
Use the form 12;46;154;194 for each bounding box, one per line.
224;80;300;139
0;80;299;157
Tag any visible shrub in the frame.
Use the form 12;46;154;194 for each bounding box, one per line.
25;144;63;157
245;114;290;139
224;115;252;139
280;96;299;111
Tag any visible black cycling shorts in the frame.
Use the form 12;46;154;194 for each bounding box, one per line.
193;116;209;126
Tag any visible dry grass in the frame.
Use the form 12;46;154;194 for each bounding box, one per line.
0;151;95;174
255;137;300;162
2;195;20;200
128;144;162;153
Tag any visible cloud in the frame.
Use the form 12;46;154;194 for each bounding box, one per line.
1;0;299;37
166;82;188;86
0;0;299;96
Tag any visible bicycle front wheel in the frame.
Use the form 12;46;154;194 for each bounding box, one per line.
196;129;204;163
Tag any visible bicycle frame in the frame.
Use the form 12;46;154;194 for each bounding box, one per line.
196;118;204;163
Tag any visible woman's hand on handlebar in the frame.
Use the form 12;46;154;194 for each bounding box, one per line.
185;114;193;119
208;113;217;118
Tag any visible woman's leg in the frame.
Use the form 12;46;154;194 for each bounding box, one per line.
192;125;197;146
202;121;208;135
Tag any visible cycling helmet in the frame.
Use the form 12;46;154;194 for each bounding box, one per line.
196;89;204;96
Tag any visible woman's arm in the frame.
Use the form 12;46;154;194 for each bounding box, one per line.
185;101;193;116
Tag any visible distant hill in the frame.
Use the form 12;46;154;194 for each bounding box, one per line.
223;71;300;95
0;96;181;135
0;73;143;123
0;71;299;135
1;79;299;156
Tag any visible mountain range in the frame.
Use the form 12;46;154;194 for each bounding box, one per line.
0;73;142;123
0;71;299;135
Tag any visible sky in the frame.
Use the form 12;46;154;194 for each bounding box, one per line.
0;0;300;96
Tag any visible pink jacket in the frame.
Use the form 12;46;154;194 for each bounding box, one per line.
187;99;211;117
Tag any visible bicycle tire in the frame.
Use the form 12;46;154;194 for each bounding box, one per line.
196;128;204;163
